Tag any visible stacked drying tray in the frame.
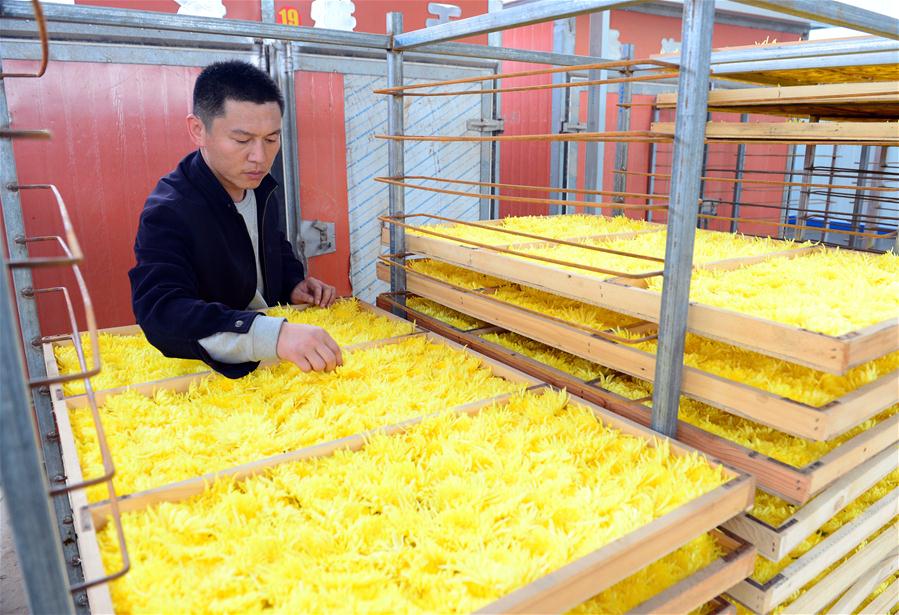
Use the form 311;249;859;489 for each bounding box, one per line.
45;298;755;614
378;213;898;613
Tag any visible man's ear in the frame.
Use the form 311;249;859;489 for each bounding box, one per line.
186;114;206;148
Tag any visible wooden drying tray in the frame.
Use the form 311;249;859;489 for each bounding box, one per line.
718;63;899;88
382;225;897;375
652;121;899;144
727;493;897;614
46;300;420;405
376;292;897;506
376;263;897;442
656;82;899;121
61;334;754;615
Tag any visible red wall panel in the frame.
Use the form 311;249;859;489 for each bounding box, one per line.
5;60;198;334
295;71;353;296
74;0;261;20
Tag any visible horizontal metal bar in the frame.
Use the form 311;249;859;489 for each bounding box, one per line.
731;0;899;40
0;1;389;47
0;17;256;50
1;39;256;67
709;37;898;65
418;41;609;66
291;46;497;73
393;0;650;50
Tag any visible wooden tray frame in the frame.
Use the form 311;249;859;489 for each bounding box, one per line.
376;262;897;442
376;292;898;506
381;226;898;375
727;490;898;613
50;328;755;615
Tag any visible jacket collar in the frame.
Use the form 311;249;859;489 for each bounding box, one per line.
185;150;279;210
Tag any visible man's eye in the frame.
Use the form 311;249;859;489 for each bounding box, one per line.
266;137;280;144
235;139;250;144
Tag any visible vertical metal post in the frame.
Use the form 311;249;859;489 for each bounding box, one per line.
779;144;798;239
0;64;77;615
729;113;748;233
479;73;499;220
646;107;660;222
863;146;888;249
549;17;575;215
697;111;711;229
584;10;609;215
272;42;303;266
387;13;406;309
795;116;819;241
260;0;276;23
849;145;871;249
611;44;633;216
822;144;838;244
649;0;714;438
485;0;503;220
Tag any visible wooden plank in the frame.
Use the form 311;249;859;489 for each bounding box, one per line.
393;232;896;373
723;444;898;561
382;292;898;506
475;476;754;614
823;545;899;615
656;82;899;107
388;265;897;441
46;367;115;614
704;598;737;615
653;121;899;142
627;530;756;615
862;576;898;615
728;488;898;613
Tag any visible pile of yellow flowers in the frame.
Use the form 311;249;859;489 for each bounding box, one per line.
752;469;898;584
408;258;896;409
412;214;658;246
648;247;899;336
98;389;729;613
72;336;521;501
512;228;802;280
407;258;506;289
406;297;487;330
477;331;899;468
56;299;414;395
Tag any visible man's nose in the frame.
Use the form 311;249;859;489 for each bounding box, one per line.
247;140;265;163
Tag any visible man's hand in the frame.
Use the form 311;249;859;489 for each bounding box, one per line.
290;277;337;308
276;323;343;372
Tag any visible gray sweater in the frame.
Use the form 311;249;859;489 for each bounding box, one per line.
198;189;285;363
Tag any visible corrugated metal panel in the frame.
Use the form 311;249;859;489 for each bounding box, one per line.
344;74;482;302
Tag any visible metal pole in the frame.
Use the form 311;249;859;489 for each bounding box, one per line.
584;10;609;215
795;118;819;241
780;143;796;239
387;13;406;311
488;0;502;219
646;106;659;222
611;44;634;216
649;0;714;438
730;0;899;41
822;144;838;244
0;64;76;614
849;145;871;249
863;146;889;249
272;42;304;267
549;17;575;215
697;111;711;229
729;113;748;233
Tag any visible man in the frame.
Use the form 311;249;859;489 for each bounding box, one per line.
130;60;342;379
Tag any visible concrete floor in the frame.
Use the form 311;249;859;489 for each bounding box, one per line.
0;492;29;615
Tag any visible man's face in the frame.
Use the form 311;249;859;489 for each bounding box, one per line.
187;99;282;201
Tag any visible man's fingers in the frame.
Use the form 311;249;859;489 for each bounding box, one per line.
305;350;326;372
313;282;323;306
294;290;315;305
294;356;312;372
324;334;343;366
324;286;337;307
315;345;338;372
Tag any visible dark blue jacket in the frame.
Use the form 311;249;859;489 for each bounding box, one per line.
129;150;305;378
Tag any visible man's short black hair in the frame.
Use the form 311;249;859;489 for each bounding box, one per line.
193;60;284;126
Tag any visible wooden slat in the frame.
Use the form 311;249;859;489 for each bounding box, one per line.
656;82;899;107
862;576;899;615
653;121;899;143
42;344;115;614
723;445;899;561
385;265;897;441
386;231;896;373
380;293;898;506
626;530;755;615
824;545;899;615
728;489;899;613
